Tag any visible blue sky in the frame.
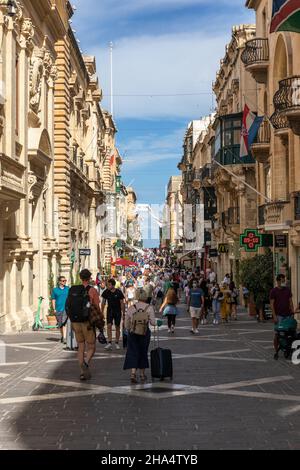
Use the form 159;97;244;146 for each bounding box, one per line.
73;0;254;245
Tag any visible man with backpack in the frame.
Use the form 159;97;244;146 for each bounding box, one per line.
101;279;126;351
66;269;103;381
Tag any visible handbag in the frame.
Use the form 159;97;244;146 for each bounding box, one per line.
97;330;107;345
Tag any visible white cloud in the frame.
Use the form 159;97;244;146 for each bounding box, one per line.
119;126;185;166
90;31;228;119
74;0;246;21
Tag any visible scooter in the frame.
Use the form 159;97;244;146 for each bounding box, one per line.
32;296;58;331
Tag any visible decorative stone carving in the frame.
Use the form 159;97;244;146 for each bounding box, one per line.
12;1;23;29
43;50;53;78
28;171;38;202
19;17;34;49
50;65;58;82
29;48;44;114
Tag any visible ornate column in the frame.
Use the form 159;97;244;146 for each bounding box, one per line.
54;36;72;279
18;17;34;240
4;12;18;160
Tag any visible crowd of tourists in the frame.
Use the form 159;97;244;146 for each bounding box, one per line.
50;254;297;382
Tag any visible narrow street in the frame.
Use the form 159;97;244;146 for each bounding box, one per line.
1;307;299;450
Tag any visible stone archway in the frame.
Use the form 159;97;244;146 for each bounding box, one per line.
28;129;54;306
273;35;288;86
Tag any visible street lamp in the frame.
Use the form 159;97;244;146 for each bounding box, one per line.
7;0;17;17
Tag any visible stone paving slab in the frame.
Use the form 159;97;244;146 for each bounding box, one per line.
0;307;300;450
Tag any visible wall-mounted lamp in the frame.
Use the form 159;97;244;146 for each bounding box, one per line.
7;0;17;17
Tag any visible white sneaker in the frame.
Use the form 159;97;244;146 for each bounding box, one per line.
195;329;200;334
168;329;171;334
104;343;113;351
200;320;204;325
115;343;120;350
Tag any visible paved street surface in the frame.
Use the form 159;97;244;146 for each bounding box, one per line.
0;306;300;450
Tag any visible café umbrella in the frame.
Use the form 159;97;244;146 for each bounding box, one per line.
113;258;138;267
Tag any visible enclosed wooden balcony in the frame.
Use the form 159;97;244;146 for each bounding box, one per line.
241;38;269;84
250;118;271;163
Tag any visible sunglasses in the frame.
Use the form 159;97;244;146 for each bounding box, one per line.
60;280;67;283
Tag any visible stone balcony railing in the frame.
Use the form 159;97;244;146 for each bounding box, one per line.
264;201;291;230
241;38;269;84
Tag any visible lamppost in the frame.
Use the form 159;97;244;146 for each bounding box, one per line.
7;0;17;17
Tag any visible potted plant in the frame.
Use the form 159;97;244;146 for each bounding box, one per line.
240;249;274;320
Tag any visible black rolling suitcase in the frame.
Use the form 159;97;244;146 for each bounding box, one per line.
151;327;173;380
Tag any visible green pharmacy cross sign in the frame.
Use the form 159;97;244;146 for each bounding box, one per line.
240;229;263;252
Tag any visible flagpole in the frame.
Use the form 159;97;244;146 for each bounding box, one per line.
213;159;272;203
109;41;114;118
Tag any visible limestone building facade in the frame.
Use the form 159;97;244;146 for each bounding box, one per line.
211;24;259;282
244;0;300;302
0;0;123;332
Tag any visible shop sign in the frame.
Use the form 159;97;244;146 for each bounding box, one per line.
79;249;91;256
218;244;229;254
275;234;287;248
209;249;219;258
240;229;262;252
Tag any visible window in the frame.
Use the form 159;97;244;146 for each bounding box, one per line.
214;122;221;156
264;166;271;200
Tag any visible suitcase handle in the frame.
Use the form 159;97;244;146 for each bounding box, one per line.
153;325;160;348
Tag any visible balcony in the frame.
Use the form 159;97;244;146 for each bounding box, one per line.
270;110;289;138
273;76;300;136
201;164;211;181
220;145;255;165
250;118;271;163
258;205;266;227
192;169;201;190
241;38;269;84
227;207;240;226
264;201;291;231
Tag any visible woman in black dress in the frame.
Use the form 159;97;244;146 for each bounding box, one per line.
123;289;162;384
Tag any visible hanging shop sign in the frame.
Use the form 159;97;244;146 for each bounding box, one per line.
240;229;262;252
209;249;219;258
275;234;287;248
79;249;91;256
218;244;229;254
115;175;122;194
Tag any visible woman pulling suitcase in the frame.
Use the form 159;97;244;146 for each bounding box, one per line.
123;288;162;384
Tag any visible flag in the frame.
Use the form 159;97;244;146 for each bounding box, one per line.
240;105;264;159
270;0;300;33
110;153;115;166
